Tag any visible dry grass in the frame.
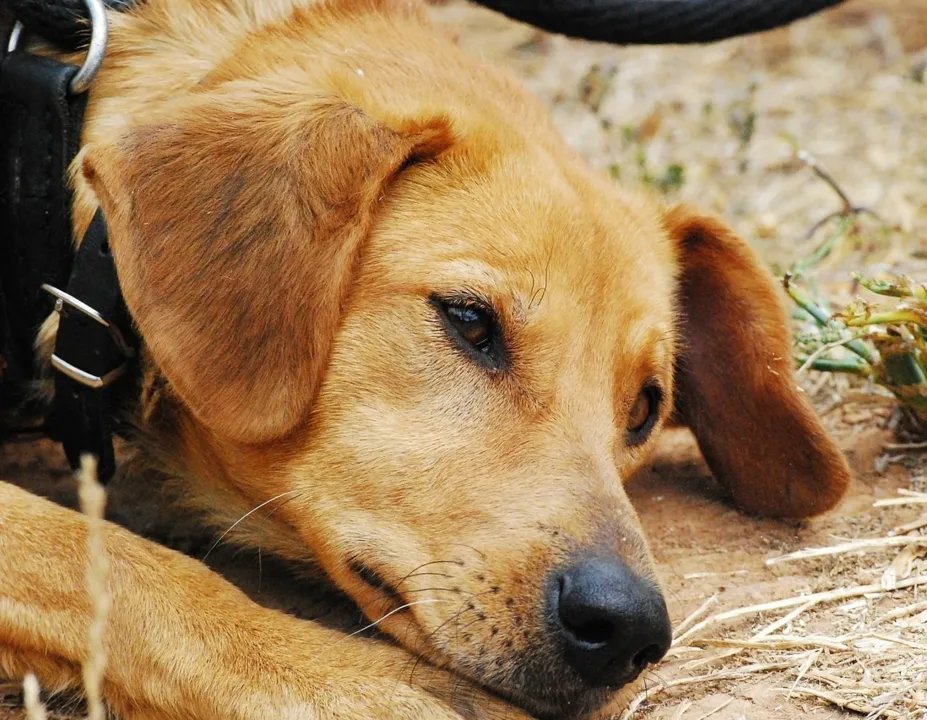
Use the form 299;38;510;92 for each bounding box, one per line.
23;676;46;720
620;486;927;719
19;456;111;720
76;456;109;720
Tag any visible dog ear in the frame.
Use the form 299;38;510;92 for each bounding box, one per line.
81;95;453;444
664;205;850;518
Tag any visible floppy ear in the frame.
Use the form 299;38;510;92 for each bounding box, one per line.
81;94;453;444
665;205;851;519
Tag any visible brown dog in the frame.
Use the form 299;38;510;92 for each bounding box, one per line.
0;0;851;718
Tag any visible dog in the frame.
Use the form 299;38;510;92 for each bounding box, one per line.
0;0;852;717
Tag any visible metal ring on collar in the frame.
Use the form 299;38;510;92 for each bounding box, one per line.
6;21;24;54
6;0;109;94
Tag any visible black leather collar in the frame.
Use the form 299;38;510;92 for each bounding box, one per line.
2;0;135;49
0;49;86;403
43;210;139;481
1;0;137;481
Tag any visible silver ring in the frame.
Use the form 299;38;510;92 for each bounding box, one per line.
6;20;24;54
70;0;109;94
5;0;108;95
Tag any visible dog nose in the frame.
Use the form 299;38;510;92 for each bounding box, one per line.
552;556;672;687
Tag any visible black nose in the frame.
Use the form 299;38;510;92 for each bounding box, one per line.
551;556;672;687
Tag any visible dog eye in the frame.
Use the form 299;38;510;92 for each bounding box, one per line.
447;304;493;350
432;296;505;370
627;384;662;445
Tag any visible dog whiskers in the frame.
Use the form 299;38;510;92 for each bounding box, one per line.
448;543;487;561
371;585;461;622
393;560;463;591
451;590;496;654
407;611;462;686
317;599;454;670
405;587;494;687
449;670;467;712
370;574;457;619
398;570;453;584
202;490;302;563
454;617;483;636
369;559;461;617
345;598;451;640
255;492;303;592
642;665;667;690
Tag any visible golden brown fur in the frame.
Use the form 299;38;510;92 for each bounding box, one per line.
1;0;850;717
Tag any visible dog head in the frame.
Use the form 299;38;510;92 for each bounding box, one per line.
79;2;850;715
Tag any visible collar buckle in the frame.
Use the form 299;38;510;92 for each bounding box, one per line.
42;282;136;389
44;210;137;482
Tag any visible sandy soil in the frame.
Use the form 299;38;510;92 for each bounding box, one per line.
2;0;926;718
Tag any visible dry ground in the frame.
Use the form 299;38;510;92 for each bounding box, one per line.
2;0;927;717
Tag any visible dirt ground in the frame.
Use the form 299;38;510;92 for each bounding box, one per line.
2;0;927;718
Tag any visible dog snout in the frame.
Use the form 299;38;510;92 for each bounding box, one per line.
550;556;672;688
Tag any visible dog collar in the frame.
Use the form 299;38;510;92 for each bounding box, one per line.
1;0;137;481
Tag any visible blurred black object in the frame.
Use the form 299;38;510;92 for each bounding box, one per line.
469;0;847;45
3;0;848;49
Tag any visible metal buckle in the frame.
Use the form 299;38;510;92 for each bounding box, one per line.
50;354;125;389
5;0;109;94
42;283;133;389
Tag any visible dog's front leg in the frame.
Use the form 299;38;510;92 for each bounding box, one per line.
0;481;525;719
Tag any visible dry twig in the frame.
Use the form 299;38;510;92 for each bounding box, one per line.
673;594;720;642
788;687;902;718
78;455;111;720
22;674;47;720
673;575;927;647
766;536;927;565
618;663;795;719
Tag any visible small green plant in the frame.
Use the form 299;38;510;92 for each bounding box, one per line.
608;109;686;196
783;151;924;423
643;162;686;195
789;275;927;422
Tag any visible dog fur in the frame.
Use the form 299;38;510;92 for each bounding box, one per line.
0;0;851;717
